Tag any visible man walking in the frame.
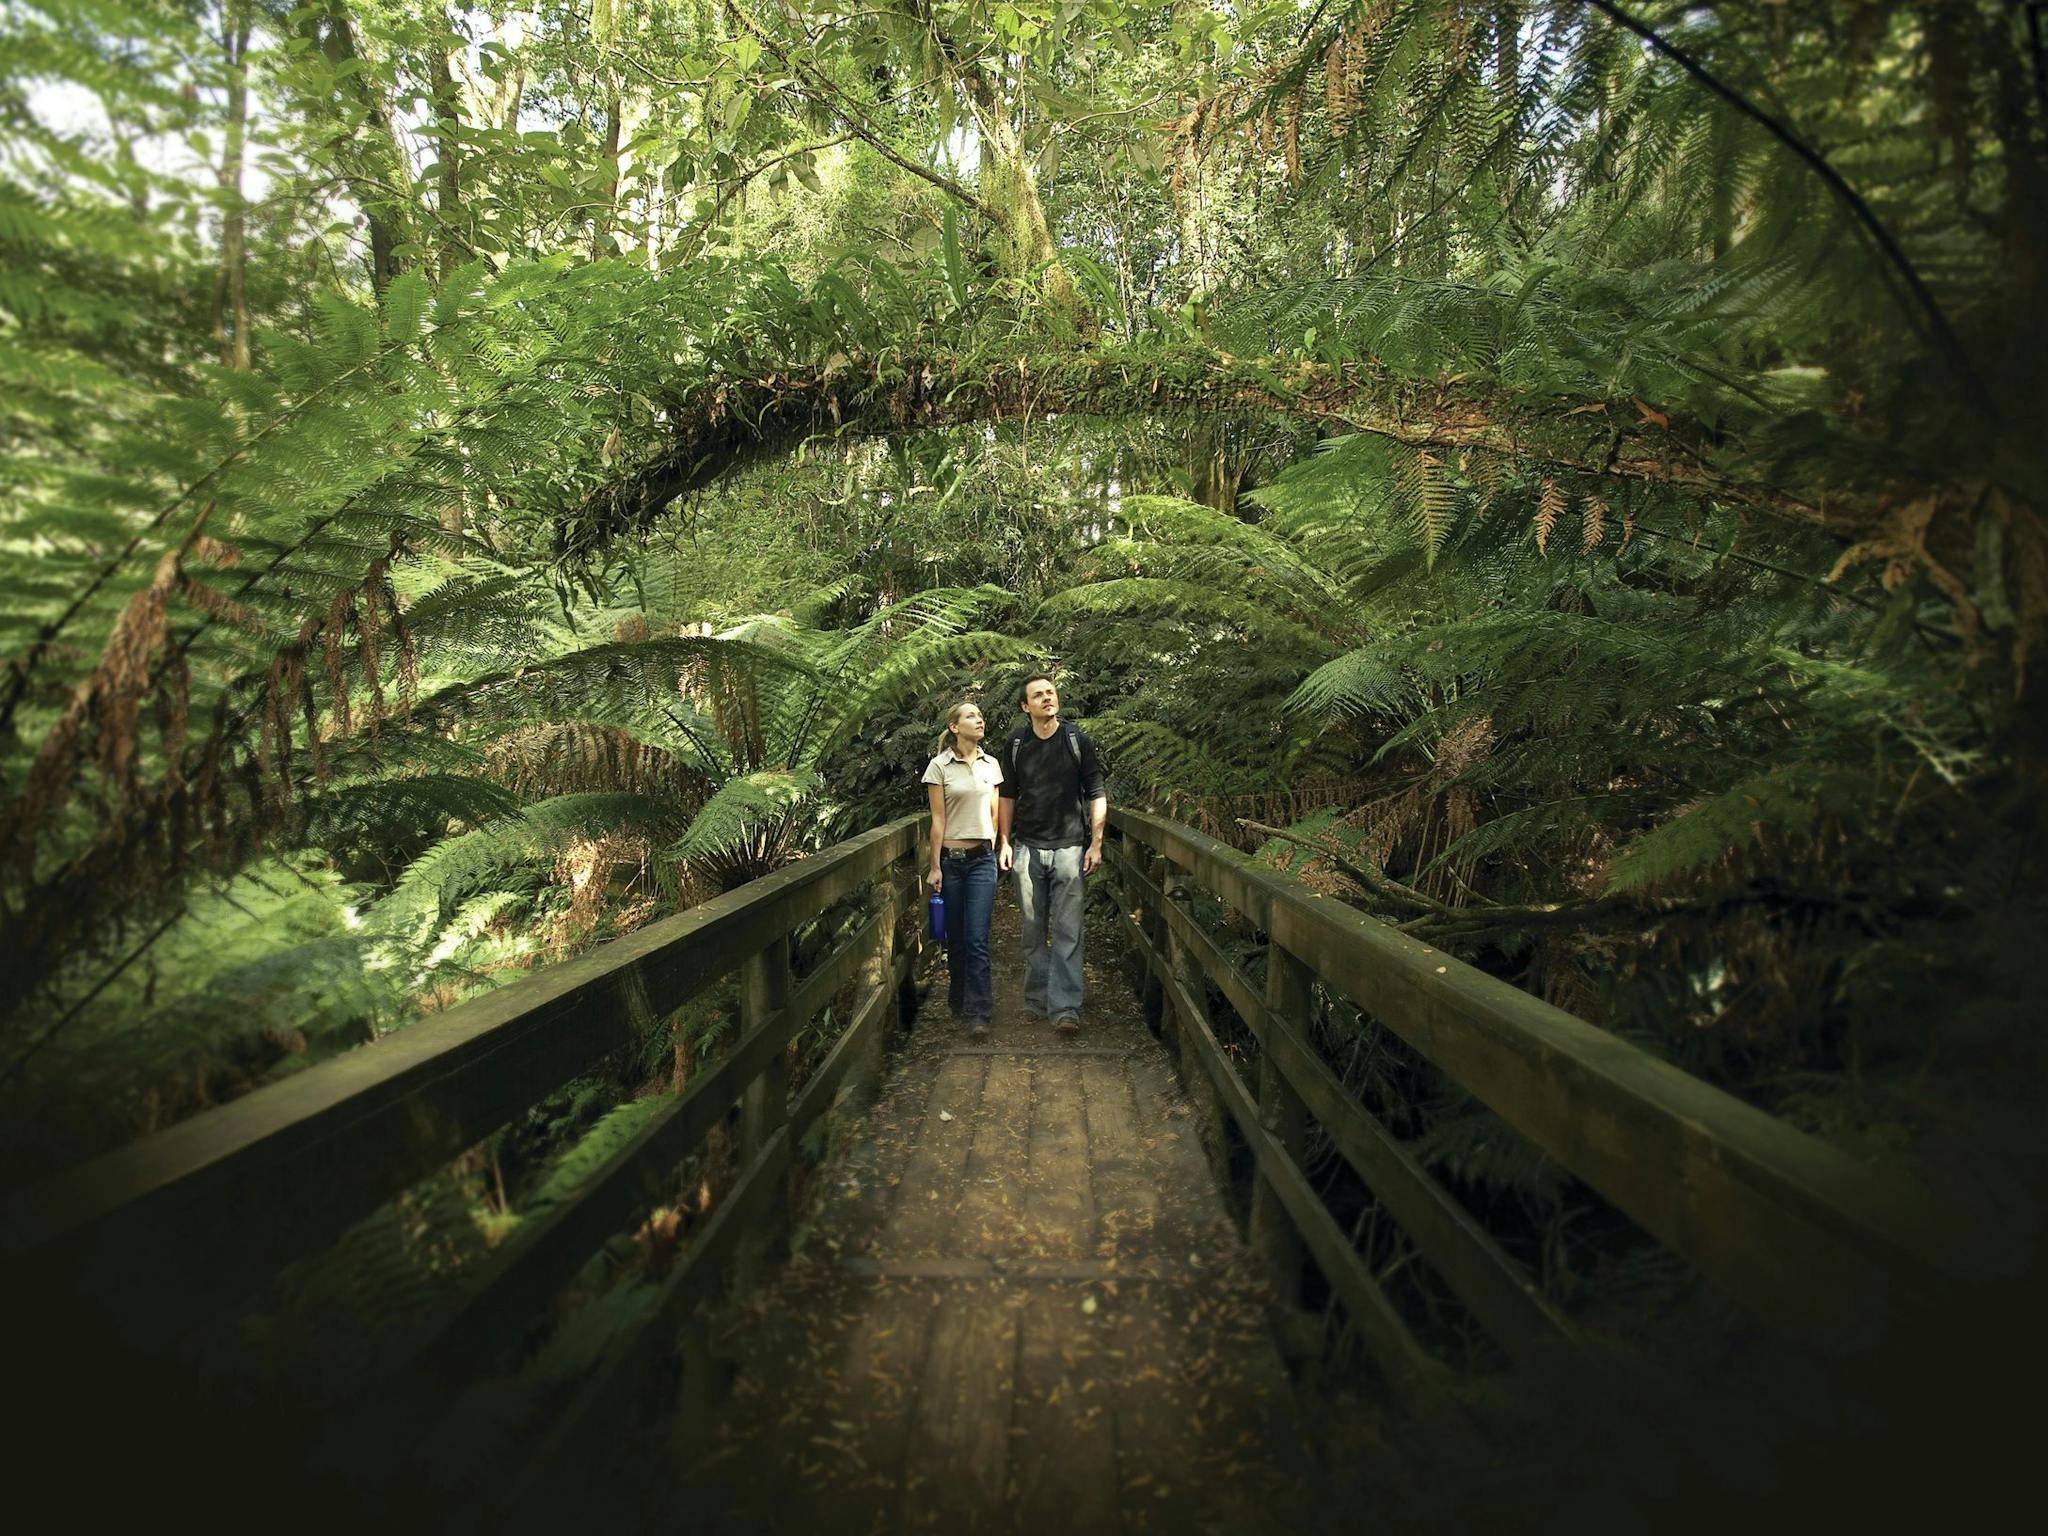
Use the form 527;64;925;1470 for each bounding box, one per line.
996;673;1107;1037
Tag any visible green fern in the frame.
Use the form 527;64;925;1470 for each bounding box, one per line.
666;768;824;869
1603;766;1872;897
526;1096;677;1215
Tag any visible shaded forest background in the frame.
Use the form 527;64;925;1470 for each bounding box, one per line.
3;0;2043;1350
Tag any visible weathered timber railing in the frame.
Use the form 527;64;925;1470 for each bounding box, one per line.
3;813;929;1513
1103;808;1950;1395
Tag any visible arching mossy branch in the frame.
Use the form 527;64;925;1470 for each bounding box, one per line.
567;346;1826;559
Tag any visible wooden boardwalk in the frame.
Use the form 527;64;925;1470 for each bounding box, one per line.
672;894;1315;1534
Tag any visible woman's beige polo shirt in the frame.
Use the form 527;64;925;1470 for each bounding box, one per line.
922;748;1004;841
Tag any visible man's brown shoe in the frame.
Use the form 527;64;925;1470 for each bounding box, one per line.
1053;1013;1080;1038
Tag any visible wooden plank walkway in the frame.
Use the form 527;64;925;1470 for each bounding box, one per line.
670;893;1317;1534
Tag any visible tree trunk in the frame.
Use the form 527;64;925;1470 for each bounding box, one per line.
496;50;527;132
594;86;623;258
900;0;1089;327
210;7;253;370
1185;420;1249;515
313;2;413;289
1172;134;1223;300
431;13;470;281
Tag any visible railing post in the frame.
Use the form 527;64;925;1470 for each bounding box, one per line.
1162;871;1231;1191
891;847;922;1027
738;931;792;1271
1253;942;1312;1316
855;871;897;1100
1137;848;1167;1032
668;1302;723;1460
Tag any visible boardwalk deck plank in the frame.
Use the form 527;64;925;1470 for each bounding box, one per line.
958;1054;1033;1258
901;1289;1020;1532
883;1053;988;1258
1011;1285;1120;1530
674;895;1305;1534
1081;1057;1160;1270
1026;1058;1094;1258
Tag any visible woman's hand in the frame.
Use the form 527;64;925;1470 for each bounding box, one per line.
927;865;942;891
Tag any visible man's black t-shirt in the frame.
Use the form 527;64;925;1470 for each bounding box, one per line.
999;724;1105;849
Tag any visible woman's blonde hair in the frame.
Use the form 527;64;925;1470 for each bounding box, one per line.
936;700;983;756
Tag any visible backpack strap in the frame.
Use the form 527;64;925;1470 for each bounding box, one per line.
1007;725;1085;797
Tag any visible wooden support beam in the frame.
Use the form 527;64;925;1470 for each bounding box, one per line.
416;903;891;1381
738;931;793;1275
1253;944;1311;1312
1136;845;1167;1031
1148;919;1445;1397
1160;869;1231;1194
854;861;900;1099
1112;809;1950;1343
4;817;922;1338
1108;843;1573;1365
499;1123;795;1520
790;949;914;1138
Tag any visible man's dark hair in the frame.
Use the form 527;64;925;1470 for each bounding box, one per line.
1019;671;1057;703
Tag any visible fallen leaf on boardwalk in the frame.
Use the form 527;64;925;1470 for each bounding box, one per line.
939;1109;954;1122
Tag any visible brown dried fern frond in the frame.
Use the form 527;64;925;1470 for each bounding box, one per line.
485;721;705;803
1582;493;1608;553
4;550;182;868
1534;477;1566;555
322;591;355;736
357;569;387;741
1324;32;1349;128
369;561;416;713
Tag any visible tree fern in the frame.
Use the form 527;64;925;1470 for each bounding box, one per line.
376;792;681;935
665;768;824;880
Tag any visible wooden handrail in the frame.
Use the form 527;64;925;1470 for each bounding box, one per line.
7;811;931;1520
2;798;1963;1501
1106;845;1573;1370
4;814;924;1344
416;902;895;1382
1105;807;1950;1376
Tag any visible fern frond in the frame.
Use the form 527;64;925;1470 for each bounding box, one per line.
665;769;823;866
1603;765;1871;896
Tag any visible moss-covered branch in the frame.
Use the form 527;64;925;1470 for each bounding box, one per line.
565;346;1823;556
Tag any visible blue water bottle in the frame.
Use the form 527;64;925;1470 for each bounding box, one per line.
928;891;946;943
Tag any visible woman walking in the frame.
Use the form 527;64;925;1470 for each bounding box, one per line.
923;701;1002;1040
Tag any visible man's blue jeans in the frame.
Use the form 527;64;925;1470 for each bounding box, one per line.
940;846;998;1022
1014;843;1086;1019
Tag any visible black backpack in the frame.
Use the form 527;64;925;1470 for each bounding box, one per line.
1006;722;1085;797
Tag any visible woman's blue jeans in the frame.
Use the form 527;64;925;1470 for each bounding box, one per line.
939;846;998;1022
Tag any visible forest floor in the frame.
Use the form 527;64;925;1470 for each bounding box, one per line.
663;889;1325;1535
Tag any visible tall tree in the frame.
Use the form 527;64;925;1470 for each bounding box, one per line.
208;0;254;368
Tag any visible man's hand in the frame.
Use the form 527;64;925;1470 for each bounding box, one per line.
997;840;1014;872
927;865;942;891
1082;842;1102;875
